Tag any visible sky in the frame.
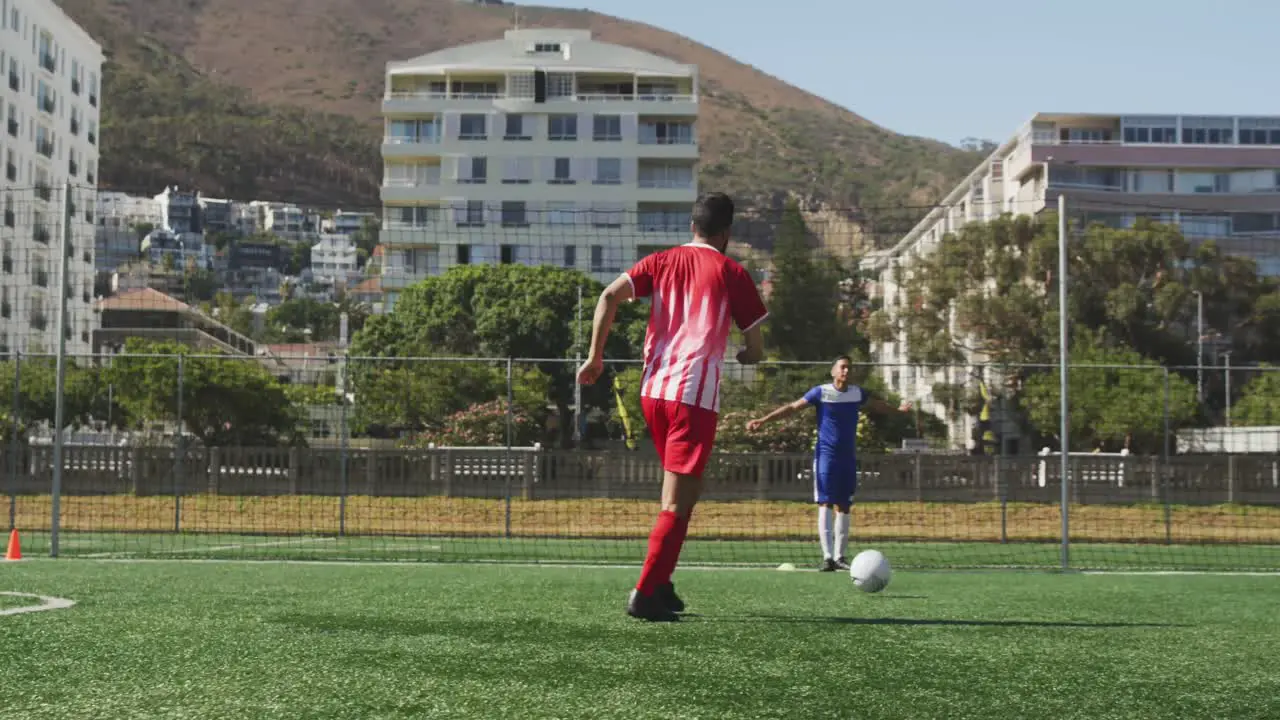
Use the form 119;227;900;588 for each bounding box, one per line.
528;0;1280;147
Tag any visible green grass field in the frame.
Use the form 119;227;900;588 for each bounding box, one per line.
1;560;1277;719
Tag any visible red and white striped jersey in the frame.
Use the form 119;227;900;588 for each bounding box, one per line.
624;243;768;412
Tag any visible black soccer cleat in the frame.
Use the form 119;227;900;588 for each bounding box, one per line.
658;582;685;613
834;557;850;571
627;588;680;622
819;558;838;572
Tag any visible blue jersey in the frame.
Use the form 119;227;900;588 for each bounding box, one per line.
803;384;868;463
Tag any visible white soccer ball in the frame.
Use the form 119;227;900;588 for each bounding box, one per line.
849;549;891;593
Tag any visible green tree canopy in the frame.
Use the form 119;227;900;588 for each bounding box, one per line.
1020;330;1198;453
765;200;859;360
105;339;300;446
1232;366;1280;427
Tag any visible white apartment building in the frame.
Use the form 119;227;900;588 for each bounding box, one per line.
154;185;199;234
866;112;1280;452
0;0;102;357
309;233;358;284
379;28;698;310
324;210;375;235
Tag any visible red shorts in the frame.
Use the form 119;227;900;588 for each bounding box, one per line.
641;397;719;477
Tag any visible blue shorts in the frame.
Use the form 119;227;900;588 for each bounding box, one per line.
812;455;857;505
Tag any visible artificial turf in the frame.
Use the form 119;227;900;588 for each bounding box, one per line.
1;560;1277;719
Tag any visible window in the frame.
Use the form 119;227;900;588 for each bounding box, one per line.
456;244;471;265
562;245;576;267
639;164;693;188
461;200;485;226
500;244;516;263
449;81;498;97
504;114;530;140
545;201;577;225
69;105;79;135
36;79;52;113
533;43;561;53
459;113;487;139
88;72;96;106
1122;126;1177;144
1128;170;1173;193
591;203;624;228
7;57;15;92
1180;117;1234;145
640;121;693;145
501;202;528;227
35;124;52;157
508;72;535;99
459;157;487;184
388;119;438;143
502;157;532;184
37;31;53;72
1176;172;1230;194
592;114;621;141
1059;127;1110;143
546;73;573;98
589;244;623;273
1238;118;1280;145
70;58;79;94
550;157;573;184
594;158;621;185
548;114;576;140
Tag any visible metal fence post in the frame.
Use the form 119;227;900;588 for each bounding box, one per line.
1057;193;1070;571
504;357;513;540
338;353;349;537
1162;368;1172;545
174;353;184;533
7;350;20;532
50;182;74;558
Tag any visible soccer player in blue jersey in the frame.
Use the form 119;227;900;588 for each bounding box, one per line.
747;355;896;571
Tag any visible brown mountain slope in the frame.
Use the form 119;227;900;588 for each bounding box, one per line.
57;0;981;241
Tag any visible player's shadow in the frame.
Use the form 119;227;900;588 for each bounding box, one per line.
720;615;1183;629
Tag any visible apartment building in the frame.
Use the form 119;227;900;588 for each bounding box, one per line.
324;210;375;236
866;112;1280;451
309;233;358;285
378;28;698;310
154;185;200;234
0;0;103;357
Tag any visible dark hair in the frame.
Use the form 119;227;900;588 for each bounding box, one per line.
691;192;734;239
832;355;852;366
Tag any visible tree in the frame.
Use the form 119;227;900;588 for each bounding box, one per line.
1232;366;1280;427
348;264;646;446
765;200;857;360
0;358;119;441
1020;330;1197;453
105;339;301;446
871;214;1278;445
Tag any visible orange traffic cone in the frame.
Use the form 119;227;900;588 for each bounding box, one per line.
4;529;20;560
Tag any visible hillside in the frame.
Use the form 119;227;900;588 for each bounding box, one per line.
56;0;982;243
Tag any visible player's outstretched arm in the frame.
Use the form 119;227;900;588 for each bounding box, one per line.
577;274;634;385
746;397;809;431
736;325;764;365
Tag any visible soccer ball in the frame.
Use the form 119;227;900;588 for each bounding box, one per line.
849;549;891;593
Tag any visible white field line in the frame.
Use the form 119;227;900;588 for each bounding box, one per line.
81;536;338;558
0;591;75;616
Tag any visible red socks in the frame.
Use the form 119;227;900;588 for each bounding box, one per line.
635;510;690;595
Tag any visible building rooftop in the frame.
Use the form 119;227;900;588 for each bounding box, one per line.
387;28;694;77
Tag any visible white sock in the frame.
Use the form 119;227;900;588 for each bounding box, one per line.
834;512;851;560
818;506;833;560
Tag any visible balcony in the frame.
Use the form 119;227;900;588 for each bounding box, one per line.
382;135;441;158
638;211;692;233
383;89;696;116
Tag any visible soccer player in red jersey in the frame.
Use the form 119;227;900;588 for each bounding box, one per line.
577;192;768;621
